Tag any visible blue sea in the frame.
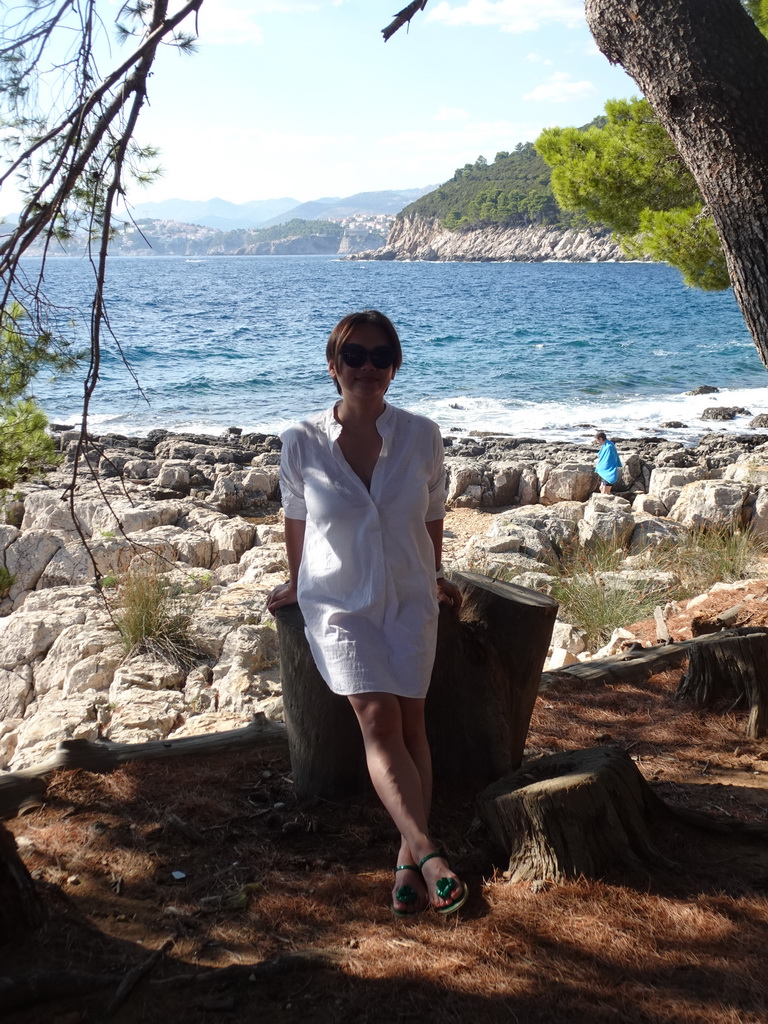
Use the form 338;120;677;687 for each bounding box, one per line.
26;254;768;445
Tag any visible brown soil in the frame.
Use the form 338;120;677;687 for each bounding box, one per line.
4;544;768;1023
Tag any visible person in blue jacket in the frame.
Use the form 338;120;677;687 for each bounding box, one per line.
594;431;622;494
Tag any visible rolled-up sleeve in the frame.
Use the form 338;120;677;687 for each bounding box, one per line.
279;429;307;521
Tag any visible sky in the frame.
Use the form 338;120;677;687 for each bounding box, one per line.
3;0;640;211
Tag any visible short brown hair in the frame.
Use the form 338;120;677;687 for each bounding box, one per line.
326;310;403;394
595;431;607;442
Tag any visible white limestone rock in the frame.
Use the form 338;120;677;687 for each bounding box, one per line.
629;516;688;554
668;480;749;529
105;687;185;743
481;519;557;564
749;487;768;540
647;466;709;514
208;516;257;565
724;455;768;487
632;494;668;517
0;665;33;719
496;502;584;556
544;648;580;671
33;623;122;697
0;717;20;770
109;658;187;700
577;494;635;548
6;530;65;594
539;462;596;505
550;620;587;655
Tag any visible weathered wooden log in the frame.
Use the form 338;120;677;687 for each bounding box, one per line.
476;746;671;884
677;628;768;738
539;625;768;693
275;571;558;800
0;715;287;821
0;823;44;941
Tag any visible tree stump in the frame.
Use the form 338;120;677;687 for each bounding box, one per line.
0;823;44;942
676;628;768;738
476;746;671;884
275;571;558;800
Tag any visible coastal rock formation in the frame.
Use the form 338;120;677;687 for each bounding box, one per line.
3;428;768;771
352;213;624;263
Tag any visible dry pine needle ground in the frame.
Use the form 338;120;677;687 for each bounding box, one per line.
4;598;768;1024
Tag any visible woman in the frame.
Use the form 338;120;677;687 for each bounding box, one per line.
594;430;622;494
267;310;468;916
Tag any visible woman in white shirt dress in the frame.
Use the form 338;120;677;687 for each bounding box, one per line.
267;310;468;917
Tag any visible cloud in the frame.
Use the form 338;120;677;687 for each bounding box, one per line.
432;106;471;122
523;72;597;102
198;2;265;44
526;52;554;65
428;0;585;34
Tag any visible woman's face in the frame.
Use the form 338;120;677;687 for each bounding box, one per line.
329;323;396;402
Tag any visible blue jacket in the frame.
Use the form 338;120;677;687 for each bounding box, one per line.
596;440;621;484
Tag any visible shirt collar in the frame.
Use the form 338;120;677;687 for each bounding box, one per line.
325;400;394;442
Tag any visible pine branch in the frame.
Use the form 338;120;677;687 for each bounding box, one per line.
382;0;429;42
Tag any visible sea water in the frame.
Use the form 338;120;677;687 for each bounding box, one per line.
27;254;768;445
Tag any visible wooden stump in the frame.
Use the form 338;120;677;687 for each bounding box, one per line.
275;571;558;800
0;823;44;941
676;627;768;738
476;746;670;883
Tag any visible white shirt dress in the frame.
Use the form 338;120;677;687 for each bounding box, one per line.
279;402;446;698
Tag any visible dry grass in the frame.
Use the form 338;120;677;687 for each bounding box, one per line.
6;659;768;1024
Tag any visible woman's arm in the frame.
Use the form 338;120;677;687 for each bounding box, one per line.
426;518;462;611
266;517;306;613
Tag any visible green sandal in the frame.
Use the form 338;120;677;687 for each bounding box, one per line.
419;852;469;915
392;864;424;918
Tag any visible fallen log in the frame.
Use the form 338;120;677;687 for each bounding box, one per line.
0;715;287;821
276;571;558;800
538;626;768;692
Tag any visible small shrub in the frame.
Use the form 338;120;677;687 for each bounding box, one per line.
113;561;196;665
0;565;15;596
99;574;118;589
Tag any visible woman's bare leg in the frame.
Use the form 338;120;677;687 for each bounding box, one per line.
348;692;464;910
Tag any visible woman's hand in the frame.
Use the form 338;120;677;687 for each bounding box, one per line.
266;581;298;615
437;577;463;612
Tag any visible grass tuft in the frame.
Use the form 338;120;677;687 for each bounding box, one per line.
551;538;665;649
113;560;197;665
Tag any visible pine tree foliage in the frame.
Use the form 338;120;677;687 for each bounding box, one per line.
1;0;204;491
536;97;730;290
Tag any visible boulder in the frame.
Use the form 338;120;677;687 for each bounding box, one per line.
480;519;558;564
629;516;688;554
539;462;596;505
749;487;768;540
0;665;33;719
668;480;749;530
577;494;635;548
723;455;768;487
33;624;121;697
647;466;709;513
493;502;583;557
5;530;65;594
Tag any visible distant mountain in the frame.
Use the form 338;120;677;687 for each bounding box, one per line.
127;196;300;229
261;188;438;227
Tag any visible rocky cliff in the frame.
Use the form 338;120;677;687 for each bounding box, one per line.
351;214;625;263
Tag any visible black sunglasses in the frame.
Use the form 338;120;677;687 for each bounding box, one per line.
340;344;395;369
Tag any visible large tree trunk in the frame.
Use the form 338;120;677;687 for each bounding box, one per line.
585;0;768;363
276;572;558;800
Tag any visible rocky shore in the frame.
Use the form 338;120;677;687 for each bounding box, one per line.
350;213;624;262
3;424;768;772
